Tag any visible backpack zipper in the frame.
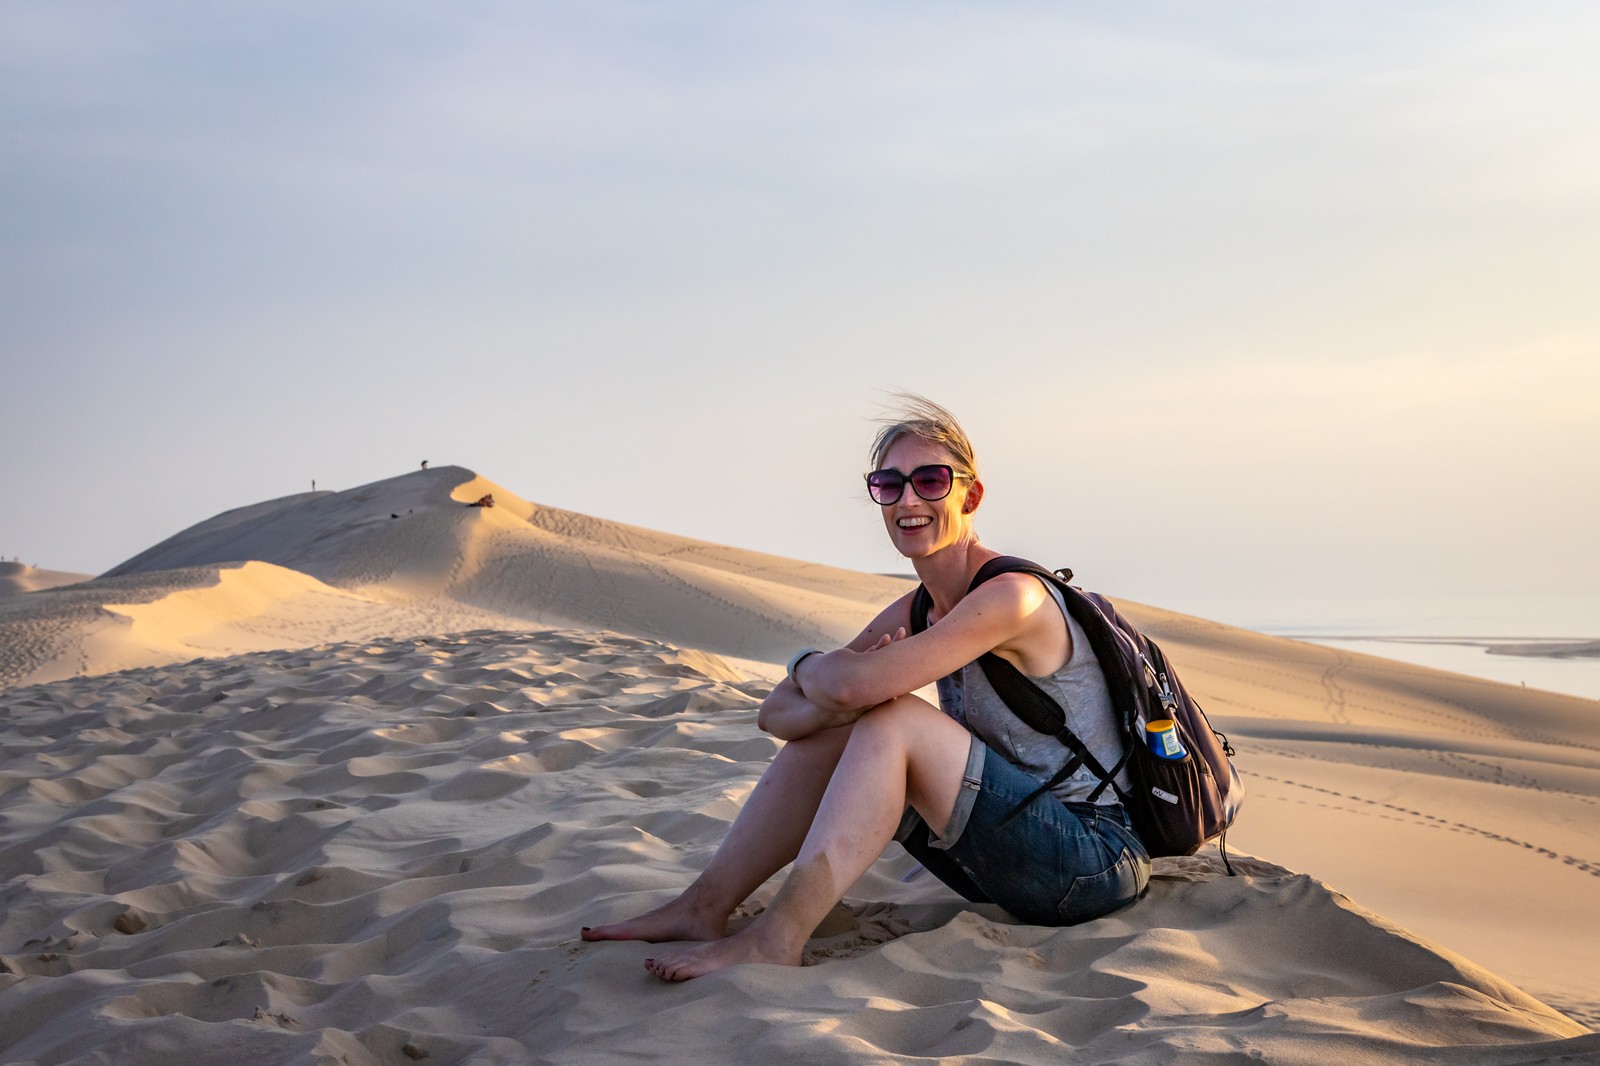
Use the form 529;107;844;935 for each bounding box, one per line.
1141;656;1178;715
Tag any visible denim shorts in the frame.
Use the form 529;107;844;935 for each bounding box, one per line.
896;736;1151;926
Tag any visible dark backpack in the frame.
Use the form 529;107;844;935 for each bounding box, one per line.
909;556;1244;871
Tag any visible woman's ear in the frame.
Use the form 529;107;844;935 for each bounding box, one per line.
961;479;984;514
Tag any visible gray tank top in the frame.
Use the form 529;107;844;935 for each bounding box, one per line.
934;579;1128;806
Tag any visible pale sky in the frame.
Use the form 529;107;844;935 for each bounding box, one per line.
3;2;1597;635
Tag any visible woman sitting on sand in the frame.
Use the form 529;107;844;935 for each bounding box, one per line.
583;398;1150;980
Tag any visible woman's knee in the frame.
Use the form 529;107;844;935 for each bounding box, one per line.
850;694;964;757
856;693;939;731
771;719;854;771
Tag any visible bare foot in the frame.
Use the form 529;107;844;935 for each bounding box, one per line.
644;923;801;981
581;893;730;944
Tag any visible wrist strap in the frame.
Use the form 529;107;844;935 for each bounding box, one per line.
786;647;822;693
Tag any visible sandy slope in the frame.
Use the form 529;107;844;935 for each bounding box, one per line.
0;561;535;691
0;562;92;599
1;464;1597;1060
1119;602;1600;1025
2;467;906;691
1;630;1594;1064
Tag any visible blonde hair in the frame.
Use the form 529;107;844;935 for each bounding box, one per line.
869;395;979;479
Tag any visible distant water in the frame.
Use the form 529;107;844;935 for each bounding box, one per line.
924;581;1600;702
1197;594;1600;703
1265;635;1600;702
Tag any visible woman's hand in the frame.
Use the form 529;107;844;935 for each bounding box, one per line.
759;626;911;740
757;676;864;740
865;627;907;652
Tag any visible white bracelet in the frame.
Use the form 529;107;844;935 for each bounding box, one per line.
786;647;822;692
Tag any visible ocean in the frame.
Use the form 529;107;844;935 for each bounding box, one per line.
906;580;1600;704
1262;634;1600;703
1228;595;1600;703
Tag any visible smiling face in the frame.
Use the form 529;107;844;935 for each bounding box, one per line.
876;434;983;560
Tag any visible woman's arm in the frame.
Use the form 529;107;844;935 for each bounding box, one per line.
756;595;916;741
754;676;847;741
791;573;1063;715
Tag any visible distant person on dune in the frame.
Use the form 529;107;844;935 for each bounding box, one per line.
583;397;1150;980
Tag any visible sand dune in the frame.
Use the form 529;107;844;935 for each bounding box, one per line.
1118;602;1600;1025
103;467;909;620
2;629;1594;1063
0;561;532;692
1;465;1597;1060
0;562;92;599
3;467;906;691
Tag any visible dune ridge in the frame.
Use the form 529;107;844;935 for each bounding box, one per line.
3;466;907;691
2;464;1597;1059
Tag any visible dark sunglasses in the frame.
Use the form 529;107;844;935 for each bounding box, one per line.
864;464;972;506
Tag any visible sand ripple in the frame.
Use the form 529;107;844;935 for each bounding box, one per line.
2;630;1594;1063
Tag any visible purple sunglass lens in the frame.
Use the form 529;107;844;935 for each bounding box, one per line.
909;466;952;500
867;471;907;504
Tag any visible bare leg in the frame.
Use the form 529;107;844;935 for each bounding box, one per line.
581;721;855;943
645;696;971;980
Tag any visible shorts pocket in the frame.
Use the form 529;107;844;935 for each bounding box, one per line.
1057;847;1143;924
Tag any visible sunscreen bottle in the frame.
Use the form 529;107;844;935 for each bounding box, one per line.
1145;719;1187;760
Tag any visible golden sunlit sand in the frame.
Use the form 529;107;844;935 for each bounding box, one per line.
1;467;1595;1062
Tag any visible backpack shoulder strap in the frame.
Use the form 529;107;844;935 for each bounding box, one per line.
961;557;1129;803
909;583;934;635
907;557;1066;725
970;554;1068;590
909;555;1074;632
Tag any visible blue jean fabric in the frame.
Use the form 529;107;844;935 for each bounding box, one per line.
898;737;1151;926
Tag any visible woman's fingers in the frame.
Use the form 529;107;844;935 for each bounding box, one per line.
867;627;909;652
865;626;909;654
